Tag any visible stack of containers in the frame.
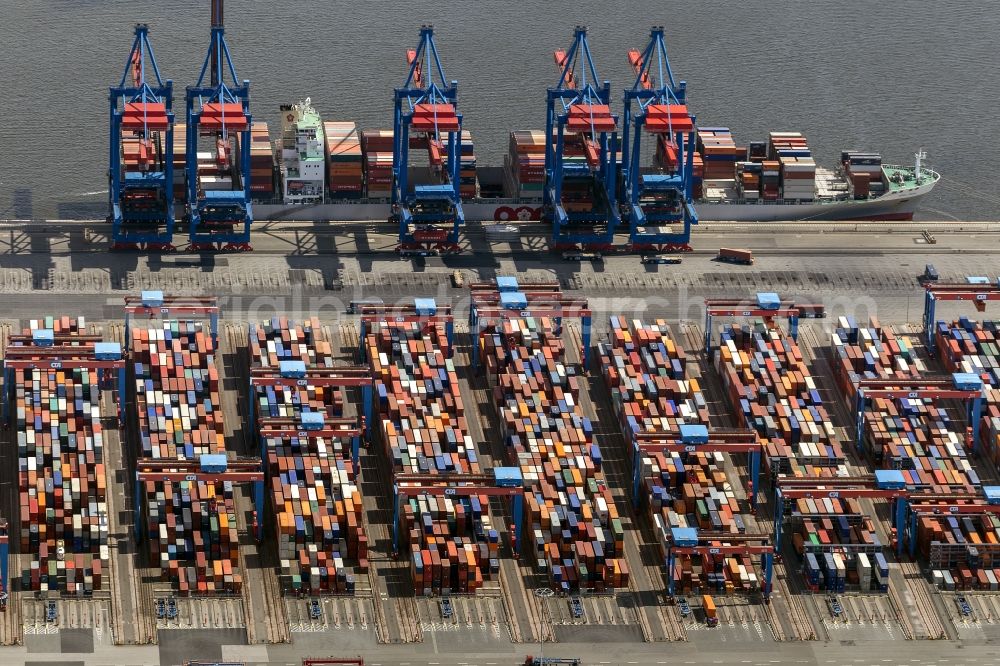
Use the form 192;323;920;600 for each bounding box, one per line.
131;320;241;594
714;322;847;480
366;317;498;594
15;317;108;594
251;318;367;594
831;316;922;399
458;130;479;199
935;318;1000;464
921;511;1000;590
324;121;364;199
481;315;629;593
735;162;762;200
697;128;746;180
760;159;780;200
841;151;883;199
801;549;889;594
172;123;187;202
361;129;394;198
551;135;596;214
600;317;764;595
831;317;979;491
791;501;888;593
505;130;546;198
249;122;275;198
769;132;815;200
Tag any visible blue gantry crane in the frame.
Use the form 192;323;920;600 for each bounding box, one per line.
185;0;253;251
109;24;176;251
545;27;621;251
392;25;464;254
621;27;698;253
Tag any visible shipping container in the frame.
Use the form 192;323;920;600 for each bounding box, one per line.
131;320;240;594
366;314;496;594
832;317;978;492
481;314;629;593
250;318;367;594
12;317;109;594
600;317;763;595
717;248;754;265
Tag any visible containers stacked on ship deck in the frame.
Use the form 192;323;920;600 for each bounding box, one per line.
11;317;112;594
697;128;745;180
832;317;979;492
459;130;479;199
365;304;498;594
476;303;628;592
172;124;188;203
250;318;367;594
505;130;545;199
934;318;1000;465
842;151;884;199
362;130;394;198
768;132;815;201
249;122;275;198
131;319;241;594
325;122;364;200
714;322;847;480
600;317;764;595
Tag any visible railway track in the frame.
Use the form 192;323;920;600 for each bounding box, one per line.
340;322;422;644
220;324;268;645
454;331;542;644
333;323;393;645
568;324;684;642
0;322;22;646
107;321;157;645
680;323;791;642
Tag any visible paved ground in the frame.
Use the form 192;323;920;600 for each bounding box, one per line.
2;220;1000;664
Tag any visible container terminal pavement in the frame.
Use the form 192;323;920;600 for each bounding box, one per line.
1;223;1000;666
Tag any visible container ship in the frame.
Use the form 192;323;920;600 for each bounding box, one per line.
249;111;938;223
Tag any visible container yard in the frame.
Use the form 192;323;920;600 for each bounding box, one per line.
7;249;1000;660
130;311;243;594
363;298;505;596
470;281;628;594
598;317;773;599
248;317;368;595
8;318;120;595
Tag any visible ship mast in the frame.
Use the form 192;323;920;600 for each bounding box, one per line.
915;148;926;182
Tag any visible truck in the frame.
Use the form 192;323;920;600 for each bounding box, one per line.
703;594;718;628
717;247;754;265
524;659;581;666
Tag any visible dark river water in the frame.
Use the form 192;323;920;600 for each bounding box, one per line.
0;1;996;220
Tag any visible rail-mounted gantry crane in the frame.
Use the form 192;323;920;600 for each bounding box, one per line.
109;23;176;251
392;25;465;255
621;27;698;253
544;27;621;251
184;0;254;251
